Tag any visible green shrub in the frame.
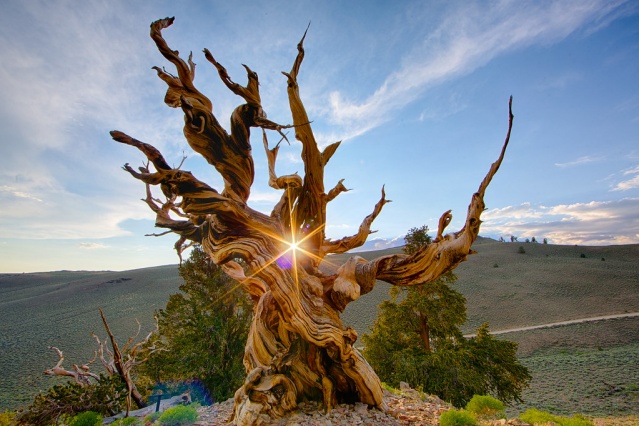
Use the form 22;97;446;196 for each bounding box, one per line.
157;405;198;426
381;382;401;395
520;408;593;426
465;395;504;417
0;411;16;426
69;411;103;426
439;409;477;426
518;246;526;254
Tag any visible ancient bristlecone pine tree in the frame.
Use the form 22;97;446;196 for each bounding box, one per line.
112;17;513;425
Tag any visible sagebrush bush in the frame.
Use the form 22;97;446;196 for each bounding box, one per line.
439;409;477;426
465;395;504;417
520;408;593;426
68;411;103;426
157;405;198;426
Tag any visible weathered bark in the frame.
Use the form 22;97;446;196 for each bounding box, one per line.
112;17;513;425
99;308;148;413
418;313;432;353
44;346;99;386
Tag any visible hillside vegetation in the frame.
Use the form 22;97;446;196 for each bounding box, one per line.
0;266;181;410
1;238;638;417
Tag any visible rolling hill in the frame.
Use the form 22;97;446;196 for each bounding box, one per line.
1;237;638;416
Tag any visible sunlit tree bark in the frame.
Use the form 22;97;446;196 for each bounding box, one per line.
112;17;513;425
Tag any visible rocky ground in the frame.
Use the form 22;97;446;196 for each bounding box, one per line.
194;384;531;426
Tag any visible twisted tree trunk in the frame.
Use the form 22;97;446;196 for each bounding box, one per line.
111;17;513;425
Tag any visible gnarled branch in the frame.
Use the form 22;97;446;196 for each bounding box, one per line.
112;17;514;425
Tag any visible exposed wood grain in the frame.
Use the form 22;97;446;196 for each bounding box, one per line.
112;17;513;425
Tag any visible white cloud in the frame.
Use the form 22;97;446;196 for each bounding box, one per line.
248;191;282;204
79;243;110;249
554;155;602;168
613;175;639;191
0;185;43;202
325;1;632;141
481;198;639;245
0;176;152;239
611;165;639;191
623;166;639;175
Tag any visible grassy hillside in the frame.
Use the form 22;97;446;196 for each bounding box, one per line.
323;237;639;417
1;238;638;417
0;266;182;411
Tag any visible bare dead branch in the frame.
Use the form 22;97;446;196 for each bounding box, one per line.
322;186;391;255
113;18;514;423
326;179;349;203
44;347;93;386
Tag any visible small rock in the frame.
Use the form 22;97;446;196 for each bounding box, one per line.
354;402;368;415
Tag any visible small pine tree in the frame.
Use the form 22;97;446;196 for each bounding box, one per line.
403;225;432;255
363;226;530;407
140;245;252;403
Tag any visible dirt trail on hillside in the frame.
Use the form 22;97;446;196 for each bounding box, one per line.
465;312;639;337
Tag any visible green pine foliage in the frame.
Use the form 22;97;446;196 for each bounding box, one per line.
140;245;252;403
402;225;432;255
362;225;531;407
16;375;126;425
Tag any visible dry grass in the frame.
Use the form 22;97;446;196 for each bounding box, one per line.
0;265;181;411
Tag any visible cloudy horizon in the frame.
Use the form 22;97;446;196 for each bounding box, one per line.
1;0;638;272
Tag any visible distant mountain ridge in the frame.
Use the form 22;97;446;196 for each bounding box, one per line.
349;235;405;252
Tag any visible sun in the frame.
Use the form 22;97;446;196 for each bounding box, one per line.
288;240;299;252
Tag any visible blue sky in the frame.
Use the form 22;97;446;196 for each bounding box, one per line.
1;0;638;273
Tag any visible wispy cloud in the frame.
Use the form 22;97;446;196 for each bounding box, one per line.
554;155;603;168
0;185;43;202
482;198;639;245
79;242;110;250
612;166;639;191
325;1;632;140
